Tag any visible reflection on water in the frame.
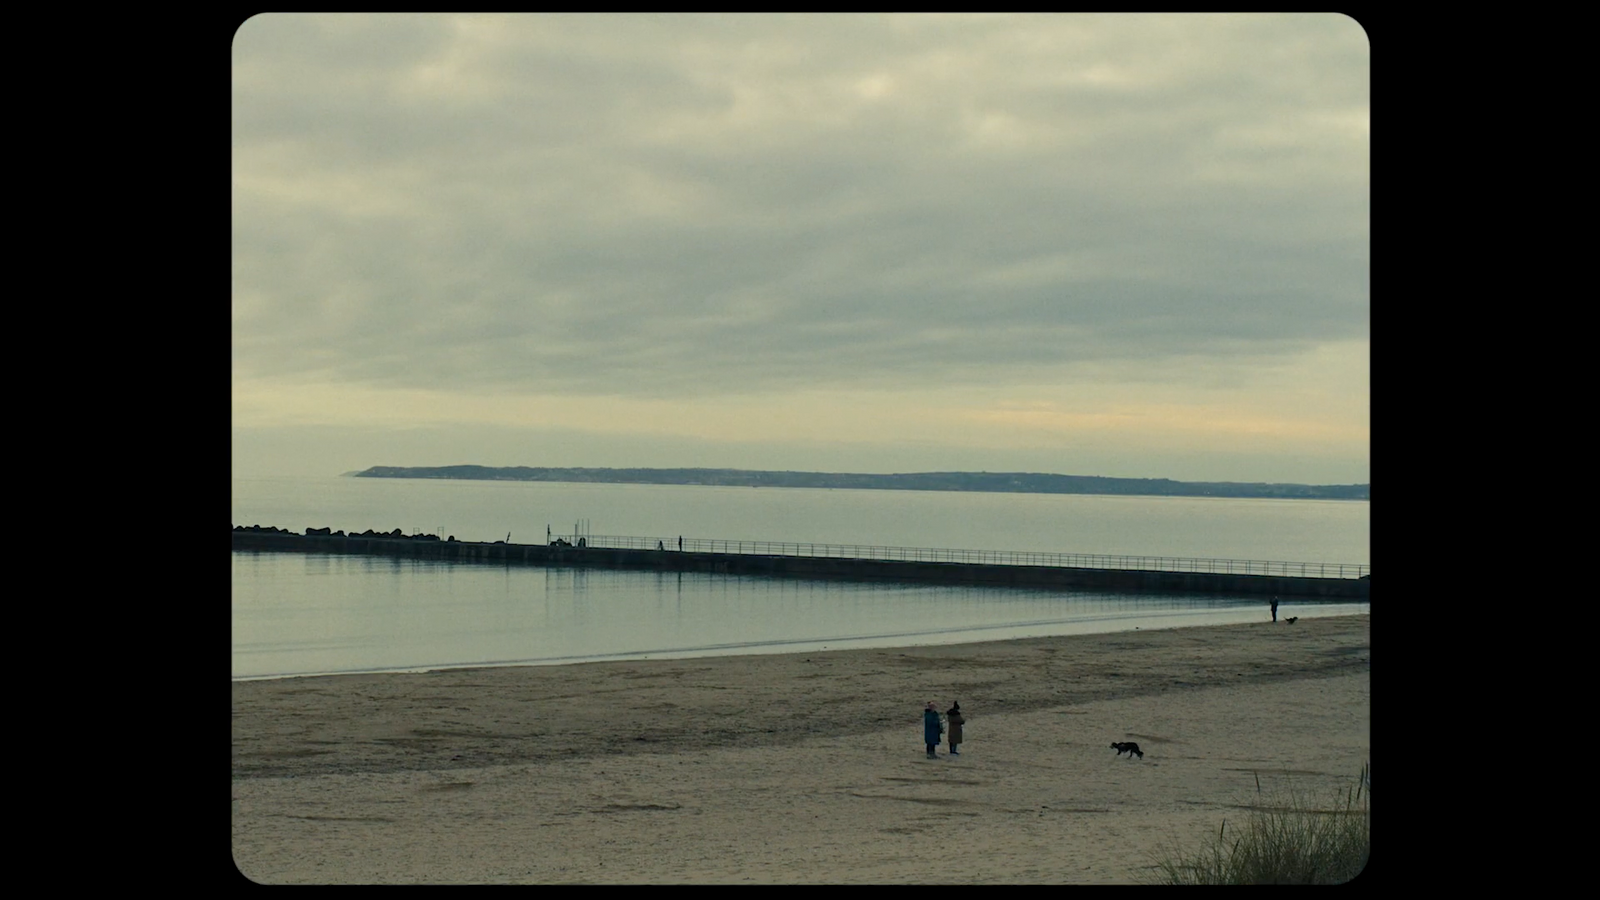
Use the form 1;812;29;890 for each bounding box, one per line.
232;552;1368;680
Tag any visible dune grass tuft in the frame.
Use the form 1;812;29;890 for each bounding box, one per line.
1147;762;1369;885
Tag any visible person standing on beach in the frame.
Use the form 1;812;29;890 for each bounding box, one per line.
923;702;943;759
946;702;965;756
1271;597;1279;623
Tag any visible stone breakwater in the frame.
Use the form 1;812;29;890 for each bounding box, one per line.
231;527;1369;600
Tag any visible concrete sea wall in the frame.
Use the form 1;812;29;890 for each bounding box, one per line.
232;530;1369;601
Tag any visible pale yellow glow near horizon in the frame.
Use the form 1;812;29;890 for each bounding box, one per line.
232;340;1367;463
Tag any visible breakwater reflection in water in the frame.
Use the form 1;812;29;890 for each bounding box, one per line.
232;552;1369;680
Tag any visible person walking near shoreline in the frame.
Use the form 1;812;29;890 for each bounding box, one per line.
946;702;965;756
1270;597;1279;623
923;702;943;759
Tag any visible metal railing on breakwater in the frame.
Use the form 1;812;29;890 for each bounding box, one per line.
551;534;1369;580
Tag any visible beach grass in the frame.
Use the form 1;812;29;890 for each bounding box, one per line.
1146;763;1369;885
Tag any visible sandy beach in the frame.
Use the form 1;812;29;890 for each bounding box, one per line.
231;613;1370;884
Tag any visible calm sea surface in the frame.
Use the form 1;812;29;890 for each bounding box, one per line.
231;475;1370;680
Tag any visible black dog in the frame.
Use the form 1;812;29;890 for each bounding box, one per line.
1285;616;1299;624
1111;741;1143;759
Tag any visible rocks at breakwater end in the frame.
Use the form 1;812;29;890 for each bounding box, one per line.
232;524;442;541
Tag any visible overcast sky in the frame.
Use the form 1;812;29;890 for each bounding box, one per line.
232;13;1368;484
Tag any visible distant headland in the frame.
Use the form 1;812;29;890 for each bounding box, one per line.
350;466;1369;501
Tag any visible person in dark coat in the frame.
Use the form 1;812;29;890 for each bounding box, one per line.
1270;597;1279;622
923;702;943;759
946;702;965;756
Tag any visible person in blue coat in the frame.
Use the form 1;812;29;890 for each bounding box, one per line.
923;702;943;759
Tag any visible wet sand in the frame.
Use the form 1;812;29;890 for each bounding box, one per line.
231;614;1370;883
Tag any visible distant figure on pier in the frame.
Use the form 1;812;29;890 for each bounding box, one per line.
678;536;683;552
1271;597;1279;623
923;702;943;759
657;540;665;551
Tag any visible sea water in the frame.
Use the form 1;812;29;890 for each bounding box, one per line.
231;475;1369;679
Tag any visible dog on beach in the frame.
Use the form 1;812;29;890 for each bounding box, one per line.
1285;616;1299;624
1111;741;1143;759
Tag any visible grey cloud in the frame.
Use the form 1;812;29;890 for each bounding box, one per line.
233;13;1367;398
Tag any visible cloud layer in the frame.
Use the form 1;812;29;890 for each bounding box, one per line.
232;14;1368;482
